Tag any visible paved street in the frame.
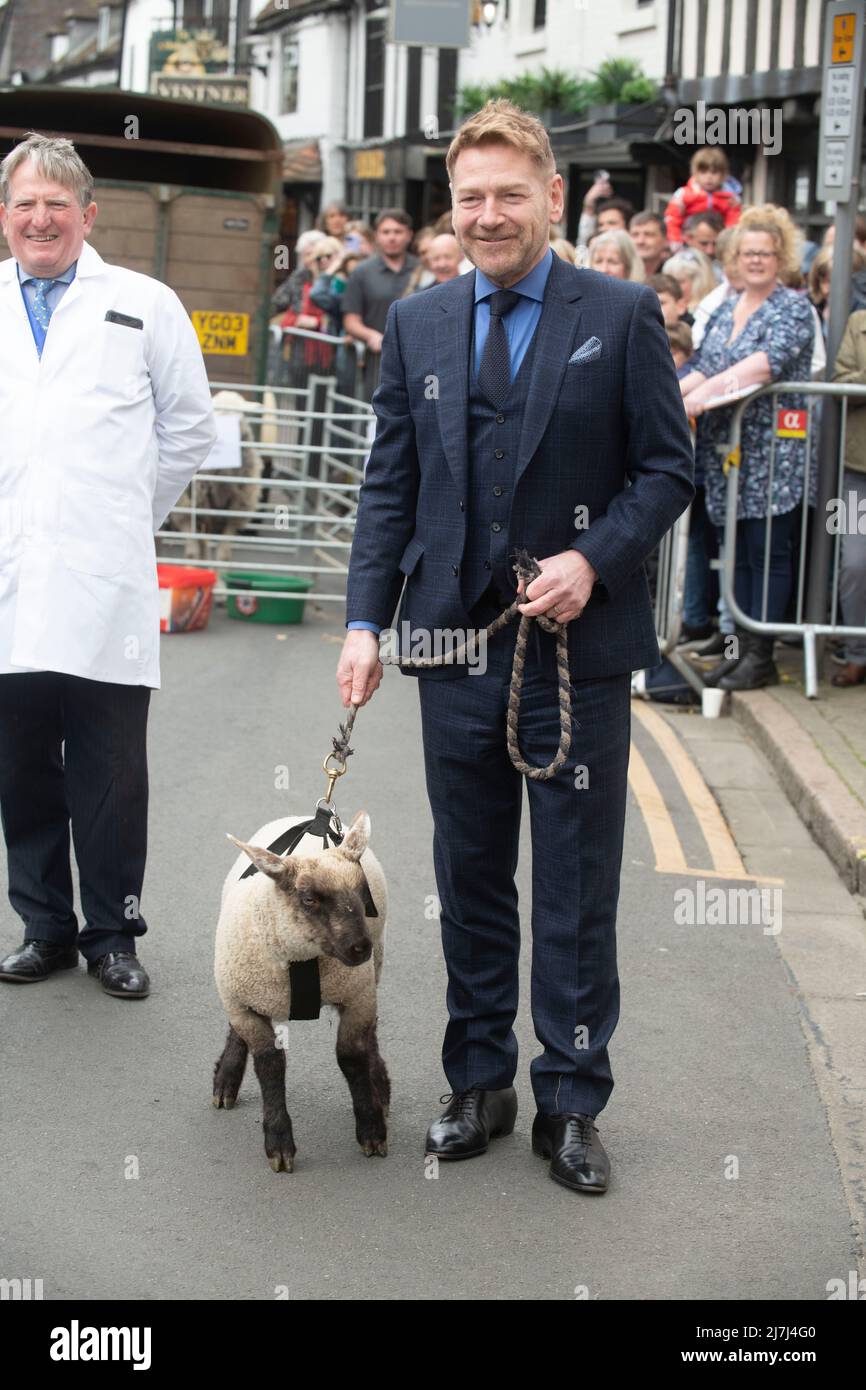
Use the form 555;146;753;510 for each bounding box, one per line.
0;599;861;1301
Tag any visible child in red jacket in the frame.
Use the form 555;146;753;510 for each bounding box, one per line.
665;148;741;250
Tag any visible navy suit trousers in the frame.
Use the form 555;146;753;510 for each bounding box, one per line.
0;673;150;961
417;601;631;1118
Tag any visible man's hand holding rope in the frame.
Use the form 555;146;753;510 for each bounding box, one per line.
516;549;597;625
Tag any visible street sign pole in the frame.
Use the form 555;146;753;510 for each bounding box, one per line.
807;0;866;628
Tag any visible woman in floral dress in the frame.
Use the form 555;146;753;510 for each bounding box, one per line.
680;206;815;690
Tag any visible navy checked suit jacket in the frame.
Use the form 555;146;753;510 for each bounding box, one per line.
346;252;695;680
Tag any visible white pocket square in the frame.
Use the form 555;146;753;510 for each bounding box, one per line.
569;337;602;364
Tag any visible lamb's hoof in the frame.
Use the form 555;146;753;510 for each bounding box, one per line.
212;1090;237;1109
265;1124;296;1173
361;1138;388;1157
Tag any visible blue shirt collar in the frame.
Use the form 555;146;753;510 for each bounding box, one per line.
17;260;77;286
474;246;553;304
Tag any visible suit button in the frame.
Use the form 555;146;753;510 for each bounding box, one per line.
484;560;492;569
495;414;505;424
451;564;459;576
493;485;503;496
459;500;465;510
491;522;501;533
494;449;505;459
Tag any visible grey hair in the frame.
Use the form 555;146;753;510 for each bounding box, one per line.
590;229;645;283
0;132;94;210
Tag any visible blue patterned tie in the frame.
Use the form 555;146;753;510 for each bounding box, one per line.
31;278;55;330
477;288;521;408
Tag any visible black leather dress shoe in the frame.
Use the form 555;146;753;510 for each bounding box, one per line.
532;1112;610;1194
86;951;150;998
424;1086;517;1160
0;938;79;982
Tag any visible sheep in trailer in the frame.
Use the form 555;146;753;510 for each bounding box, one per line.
213;810;390;1172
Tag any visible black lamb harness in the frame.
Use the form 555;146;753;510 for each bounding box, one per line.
238;804;378;1020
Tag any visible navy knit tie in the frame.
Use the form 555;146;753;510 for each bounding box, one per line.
477;288;521;408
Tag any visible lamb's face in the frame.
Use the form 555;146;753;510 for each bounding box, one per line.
290;858;372;967
227;811;376;968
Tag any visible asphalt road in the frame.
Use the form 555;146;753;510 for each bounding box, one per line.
0;599;858;1301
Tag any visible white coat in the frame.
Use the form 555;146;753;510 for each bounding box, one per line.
0;240;216;688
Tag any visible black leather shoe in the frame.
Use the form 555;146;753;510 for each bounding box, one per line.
677;620;714;646
532;1112;610;1194
424;1086;517;1160
719;638;780;691
702;626;747;687
689;629;728;660
86;951;150;998
0;938;79;982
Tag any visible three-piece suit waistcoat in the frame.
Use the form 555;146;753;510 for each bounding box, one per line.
461;325;539;614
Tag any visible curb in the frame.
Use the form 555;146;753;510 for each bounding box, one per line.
730;689;866;897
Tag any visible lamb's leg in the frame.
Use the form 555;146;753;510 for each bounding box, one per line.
212;1024;248;1109
336;1007;390;1157
226;1008;296;1172
254;1044;296;1173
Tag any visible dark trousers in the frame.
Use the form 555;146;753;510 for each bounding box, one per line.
416;596;631;1118
727;506;800;623
684;485;719;626
0;673;150;961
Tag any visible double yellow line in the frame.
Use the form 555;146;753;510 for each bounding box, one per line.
629;702;783;884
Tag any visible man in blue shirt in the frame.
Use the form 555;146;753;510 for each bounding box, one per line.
338;102;694;1195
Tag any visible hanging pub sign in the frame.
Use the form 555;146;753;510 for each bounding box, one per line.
149;28;248;105
387;0;471;48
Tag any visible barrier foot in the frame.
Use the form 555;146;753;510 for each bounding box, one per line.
804;630;819;699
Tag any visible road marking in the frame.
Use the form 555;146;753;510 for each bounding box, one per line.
629;703;784;884
628;742;689;875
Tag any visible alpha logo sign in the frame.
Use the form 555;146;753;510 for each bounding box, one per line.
191;310;249;356
776;408;809;438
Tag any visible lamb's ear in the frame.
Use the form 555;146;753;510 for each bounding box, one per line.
337;810;370;862
227;834;297;883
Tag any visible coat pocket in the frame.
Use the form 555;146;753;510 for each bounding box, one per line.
398;535;425;576
60;484;133;578
95;320;147;399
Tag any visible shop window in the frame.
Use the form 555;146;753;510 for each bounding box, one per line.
281;35;299;115
365;4;386;139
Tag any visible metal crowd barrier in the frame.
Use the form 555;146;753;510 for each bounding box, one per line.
720;381;866;698
650;504;705;695
269;324;372;404
155;375;374;606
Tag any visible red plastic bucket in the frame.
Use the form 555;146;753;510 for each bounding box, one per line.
157;564;217;633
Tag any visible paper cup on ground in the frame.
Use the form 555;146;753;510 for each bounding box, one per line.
702;687;725;719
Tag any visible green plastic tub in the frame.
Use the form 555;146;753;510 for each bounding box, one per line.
224;571;314;624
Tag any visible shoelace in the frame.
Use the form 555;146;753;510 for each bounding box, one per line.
439;1090;479;1117
561;1115;596;1147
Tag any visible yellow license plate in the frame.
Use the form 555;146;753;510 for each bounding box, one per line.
192;311;249;356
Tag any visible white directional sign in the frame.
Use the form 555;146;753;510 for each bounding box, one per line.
823;141;847;187
825;67;854;136
817;1;866;202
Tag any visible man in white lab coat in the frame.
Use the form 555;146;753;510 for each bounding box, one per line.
0;133;216;998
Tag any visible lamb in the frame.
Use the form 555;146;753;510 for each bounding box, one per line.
164;388;273;563
212;810;390;1172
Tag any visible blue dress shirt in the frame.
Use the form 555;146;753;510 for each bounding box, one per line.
348;249;554;635
18;261;77;353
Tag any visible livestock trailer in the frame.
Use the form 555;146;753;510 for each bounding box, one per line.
0;85;282;383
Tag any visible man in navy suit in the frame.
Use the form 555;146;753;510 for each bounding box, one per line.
337;101;694;1194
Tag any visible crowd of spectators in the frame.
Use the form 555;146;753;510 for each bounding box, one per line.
270;147;866;690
